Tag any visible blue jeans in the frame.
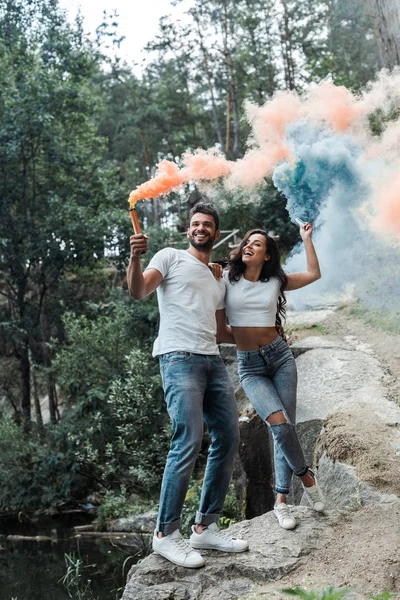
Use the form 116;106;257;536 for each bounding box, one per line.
157;352;239;534
237;336;308;495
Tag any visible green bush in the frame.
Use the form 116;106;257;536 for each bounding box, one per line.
180;480;241;537
0;414;87;511
0;344;169;512
64;347;170;496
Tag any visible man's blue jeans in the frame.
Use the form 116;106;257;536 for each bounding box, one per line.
237;336;308;495
157;352;239;535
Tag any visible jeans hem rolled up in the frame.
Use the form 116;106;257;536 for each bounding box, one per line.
195;511;219;526
156;517;180;535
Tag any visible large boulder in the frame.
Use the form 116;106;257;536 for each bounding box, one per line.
121;508;331;600
121;330;400;599
237;414;274;518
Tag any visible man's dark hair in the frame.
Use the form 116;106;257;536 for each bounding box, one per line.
189;201;220;230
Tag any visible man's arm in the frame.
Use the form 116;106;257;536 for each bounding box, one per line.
127;234;163;299
216;309;235;344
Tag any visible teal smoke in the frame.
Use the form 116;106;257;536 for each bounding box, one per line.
270;121;400;312
272;122;365;224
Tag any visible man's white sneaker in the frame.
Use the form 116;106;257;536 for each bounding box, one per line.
274;503;297;530
189;522;249;553
152;529;205;568
303;470;326;512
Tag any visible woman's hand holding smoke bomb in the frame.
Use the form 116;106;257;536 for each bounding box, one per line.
295;217;313;241
300;222;313;241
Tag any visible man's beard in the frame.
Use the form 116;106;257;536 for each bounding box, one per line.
188;233;215;252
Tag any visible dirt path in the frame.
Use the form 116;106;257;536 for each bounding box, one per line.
248;501;400;599
247;305;400;600
323;306;400;408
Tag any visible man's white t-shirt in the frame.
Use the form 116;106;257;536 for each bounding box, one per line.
145;248;225;357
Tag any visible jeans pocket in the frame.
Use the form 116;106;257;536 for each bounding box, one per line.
161;351;192;365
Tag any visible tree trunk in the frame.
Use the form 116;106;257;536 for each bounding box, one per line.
281;0;296;90
245;0;264;104
32;369;44;432
221;0;241;157
140;129;151;172
41;308;58;425
370;0;400;68
193;9;224;148
225;86;231;154
20;343;31;431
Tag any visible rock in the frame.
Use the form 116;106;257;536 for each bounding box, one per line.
289;419;323;505
238;414;274;518
121;509;332;600
299;453;389;512
290;336;350;358
295;346;394;423
122;328;400;599
109;511;158;534
234;385;254;417
219;343;240;392
286;308;335;326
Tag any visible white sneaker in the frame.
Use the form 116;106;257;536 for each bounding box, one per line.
303;470;326;512
152;529;205;568
189;522;249;553
274;503;297;530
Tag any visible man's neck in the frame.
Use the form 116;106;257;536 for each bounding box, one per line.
187;245;212;265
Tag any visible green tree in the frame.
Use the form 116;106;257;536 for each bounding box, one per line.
0;0;118;427
306;0;381;88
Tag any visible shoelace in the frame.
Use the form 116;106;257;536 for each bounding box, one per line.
210;527;235;541
275;504;291;518
305;484;320;500
171;535;193;555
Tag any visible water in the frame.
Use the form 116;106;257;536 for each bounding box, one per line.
0;513;146;600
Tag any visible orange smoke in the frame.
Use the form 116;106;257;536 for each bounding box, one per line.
128;150;233;207
228;146;290;188
183;148;233;179
373;169;400;236
129;160;189;208
246;93;303;145
306;83;362;132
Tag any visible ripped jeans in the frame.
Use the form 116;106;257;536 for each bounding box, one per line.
237;335;308;495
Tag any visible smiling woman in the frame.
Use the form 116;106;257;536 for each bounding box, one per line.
217;221;326;531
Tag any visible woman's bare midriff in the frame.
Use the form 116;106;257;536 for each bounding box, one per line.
231;326;279;351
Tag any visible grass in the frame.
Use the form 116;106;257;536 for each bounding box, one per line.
285;322;330;338
59;552;99;600
344;301;400;334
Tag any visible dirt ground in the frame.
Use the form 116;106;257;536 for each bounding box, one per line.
249;502;400;599
248;306;400;600
324;306;400;409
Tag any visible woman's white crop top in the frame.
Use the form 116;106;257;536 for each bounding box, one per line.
224;272;280;327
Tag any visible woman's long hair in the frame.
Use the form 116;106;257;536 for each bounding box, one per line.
228;229;288;334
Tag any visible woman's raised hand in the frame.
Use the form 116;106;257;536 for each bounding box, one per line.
299;221;313;241
209;262;223;280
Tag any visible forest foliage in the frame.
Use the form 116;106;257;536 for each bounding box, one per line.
0;0;383;514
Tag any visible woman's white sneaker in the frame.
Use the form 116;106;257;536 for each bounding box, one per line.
274;502;297;530
303;470;326;512
152;529;205;568
189;523;249;553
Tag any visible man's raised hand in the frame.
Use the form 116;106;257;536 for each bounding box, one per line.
130;233;148;258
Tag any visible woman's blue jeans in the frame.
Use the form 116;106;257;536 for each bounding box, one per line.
157;352;239;534
237;336;308;495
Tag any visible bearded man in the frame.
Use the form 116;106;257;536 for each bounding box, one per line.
127;200;248;568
